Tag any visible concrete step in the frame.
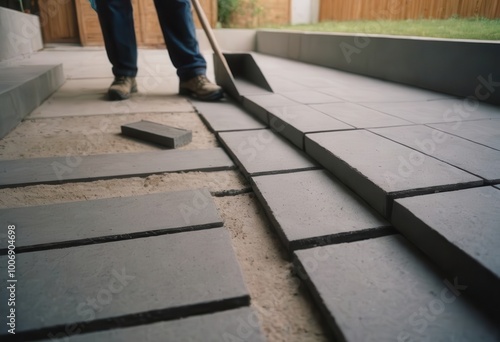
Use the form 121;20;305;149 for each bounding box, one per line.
0;64;64;139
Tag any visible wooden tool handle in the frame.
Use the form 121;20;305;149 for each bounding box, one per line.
191;0;234;78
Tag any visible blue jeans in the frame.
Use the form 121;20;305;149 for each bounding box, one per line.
96;0;207;81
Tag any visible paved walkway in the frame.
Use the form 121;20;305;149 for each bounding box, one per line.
1;45;499;341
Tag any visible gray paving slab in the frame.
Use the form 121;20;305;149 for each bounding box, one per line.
495;185;500;190
234;77;272;96
392;187;500;314
267;105;353;149
121;120;192;148
27;78;193;118
316;82;449;102
38;307;265;342
279;90;343;104
362;99;500;124
252;170;392;251
370;125;500;182
0;189;221;252
243;94;299;122
294;235;500;342
0;64;64;139
311;102;412;128
219;129;318;178
266;75;307;92
192;99;266;132
305;130;483;216
429;119;500;151
0;148;234;188
0;228;249;338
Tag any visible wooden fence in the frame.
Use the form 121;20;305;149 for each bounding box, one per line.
320;0;500;21
229;0;290;27
75;0;217;46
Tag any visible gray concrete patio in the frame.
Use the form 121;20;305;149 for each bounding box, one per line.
1;41;499;342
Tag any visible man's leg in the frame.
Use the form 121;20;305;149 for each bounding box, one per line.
153;0;223;100
96;0;138;100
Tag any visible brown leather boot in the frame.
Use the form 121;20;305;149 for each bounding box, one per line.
179;75;223;101
108;76;137;101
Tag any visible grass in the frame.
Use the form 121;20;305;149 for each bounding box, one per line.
272;17;500;40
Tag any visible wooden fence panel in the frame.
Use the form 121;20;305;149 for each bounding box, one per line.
319;0;500;21
75;0;216;46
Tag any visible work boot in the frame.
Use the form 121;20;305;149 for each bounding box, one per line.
108;76;137;101
179;75;223;101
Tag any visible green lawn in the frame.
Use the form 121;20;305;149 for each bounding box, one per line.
272;18;500;40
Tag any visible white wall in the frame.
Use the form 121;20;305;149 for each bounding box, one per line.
291;0;319;25
0;7;43;62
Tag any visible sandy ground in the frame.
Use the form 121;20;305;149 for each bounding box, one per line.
0;93;331;340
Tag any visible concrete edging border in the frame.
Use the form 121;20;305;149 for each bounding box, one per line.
255;30;500;105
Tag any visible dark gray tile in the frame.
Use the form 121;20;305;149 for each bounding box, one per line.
0;228;249;337
252;170;391;251
0;148;234;188
363;99;500;124
38;307;265;342
219;129;318;178
312;102;412;128
370;125;500;182
243;94;299;122
0;189;221;252
429;119;500;151
305;130;483;216
193;99;266;132
268;105;353;149
121;120;192;148
392;187;500;314
294;235;500;342
279;90;343;104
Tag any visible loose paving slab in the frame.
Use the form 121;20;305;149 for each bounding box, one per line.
0;148;234;188
38;307;265;342
267;105;353;149
370;125;500;182
429;119;500;151
0;189;221;252
305;130;483;216
294;235;500;342
219;129;318;178
392;186;500;314
121;120;192;148
252;170;392;251
242;94;299;122
312;102;412;128
362;99;500;124
192;99;266;132
0;228;249;338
